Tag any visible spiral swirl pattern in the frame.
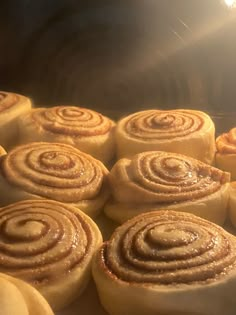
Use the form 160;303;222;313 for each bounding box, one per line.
30;106;113;136
101;211;236;285
110;151;229;204
0;91;19;113
0;199;94;286
216;128;236;154
123;109;209;140
1;142;108;203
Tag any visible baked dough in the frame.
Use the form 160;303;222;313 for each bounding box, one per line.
104;151;230;224
0;145;6;156
93;210;236;315
228;182;236;227
0;273;54;315
18;106;115;164
0;199;102;311
0;142;110;217
0;91;31;149
116;109;216;164
216;128;236;180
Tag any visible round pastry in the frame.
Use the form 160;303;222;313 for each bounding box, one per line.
0;142;109;217
104;151;230;224
116;109;216;164
0;91;32;149
17;106;116;164
0;199;103;311
0;273;54;315
216;128;236;180
93;210;236;315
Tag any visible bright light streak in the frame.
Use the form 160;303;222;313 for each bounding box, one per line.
224;0;236;7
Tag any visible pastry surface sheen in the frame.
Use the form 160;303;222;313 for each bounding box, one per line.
93;210;236;315
0;199;102;311
116;109;216;164
105;151;230;224
0;141;109;217
18;106;115;164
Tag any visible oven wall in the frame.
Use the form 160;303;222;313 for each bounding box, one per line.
0;0;235;113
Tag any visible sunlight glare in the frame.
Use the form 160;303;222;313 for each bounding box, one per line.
224;0;236;7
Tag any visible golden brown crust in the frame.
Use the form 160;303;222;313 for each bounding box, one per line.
0;200;92;280
0;91;20;112
116;109;216;164
215;128;236;180
0;142;110;216
100;211;236;285
18;106;116;164
109;151;229;204
216;128;236;154
0;199;102;310
123;109;205;140
105;151;230;224
29;106;113;137
2;142;106;202
93;211;236;315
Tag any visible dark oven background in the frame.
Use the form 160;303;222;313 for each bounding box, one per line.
1;0;236;119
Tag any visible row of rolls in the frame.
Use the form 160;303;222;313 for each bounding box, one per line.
1;90;236;314
2;90;236;169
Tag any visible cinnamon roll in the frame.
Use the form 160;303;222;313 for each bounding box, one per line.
216;128;236;180
0;199;102;311
104;151;230;224
0;91;32;149
17;106;115;164
0;273;54;315
116;109;216;164
0;142;109;217
93;210;236;315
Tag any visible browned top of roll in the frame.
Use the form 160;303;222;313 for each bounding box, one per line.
120;109;213;141
0;91;20;113
109;151;230;204
216;128;236;154
99;211;236;285
1;142;108;203
29;106;113;137
0;199;95;287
